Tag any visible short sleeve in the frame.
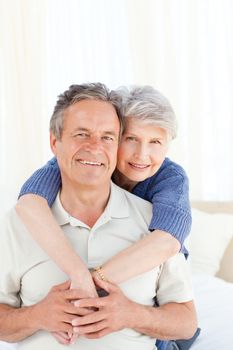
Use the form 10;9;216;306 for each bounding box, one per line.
156;253;194;305
18;157;61;207
0;215;21;307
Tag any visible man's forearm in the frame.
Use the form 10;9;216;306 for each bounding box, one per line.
0;304;38;342
131;301;197;340
71;280;197;341
0;280;94;343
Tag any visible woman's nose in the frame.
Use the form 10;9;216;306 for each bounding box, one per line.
134;143;148;158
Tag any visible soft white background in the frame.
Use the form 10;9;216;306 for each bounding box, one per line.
1;0;233;200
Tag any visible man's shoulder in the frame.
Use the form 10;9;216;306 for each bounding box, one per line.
123;187;152;208
1;207;21;228
111;183;152;224
0;207;35;243
0;207;25;248
112;182;152;207
0;207;47;259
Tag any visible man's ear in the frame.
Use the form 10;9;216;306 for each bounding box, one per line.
50;132;58;155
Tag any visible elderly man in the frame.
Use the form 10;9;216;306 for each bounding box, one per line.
0;83;197;350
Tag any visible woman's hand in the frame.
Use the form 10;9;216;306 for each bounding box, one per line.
70;270;98;298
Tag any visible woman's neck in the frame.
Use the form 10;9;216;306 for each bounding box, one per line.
112;169;138;192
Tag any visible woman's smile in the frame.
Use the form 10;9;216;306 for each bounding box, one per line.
116;117;169;185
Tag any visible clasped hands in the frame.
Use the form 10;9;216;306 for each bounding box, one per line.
35;276;135;346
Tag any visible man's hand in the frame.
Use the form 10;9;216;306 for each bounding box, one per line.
71;277;136;339
32;280;94;335
51;331;74;345
0;279;95;343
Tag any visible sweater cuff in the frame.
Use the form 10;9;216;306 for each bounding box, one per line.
19;167;61;207
149;203;191;256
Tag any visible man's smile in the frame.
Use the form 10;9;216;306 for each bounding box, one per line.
77;159;103;166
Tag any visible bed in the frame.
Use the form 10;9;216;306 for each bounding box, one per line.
0;193;233;350
187;202;233;349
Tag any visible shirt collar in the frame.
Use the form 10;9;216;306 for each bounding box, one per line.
51;181;130;227
104;182;130;219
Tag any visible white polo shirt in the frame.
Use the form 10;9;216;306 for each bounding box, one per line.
0;182;193;350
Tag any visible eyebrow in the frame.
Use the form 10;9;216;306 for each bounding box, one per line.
72;127;118;136
103;131;118;137
151;137;165;140
123;132;137;136
123;132;166;141
72;127;89;133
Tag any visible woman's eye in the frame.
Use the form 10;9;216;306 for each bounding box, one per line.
125;136;136;141
151;140;161;145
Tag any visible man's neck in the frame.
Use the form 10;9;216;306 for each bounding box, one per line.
59;182;111;227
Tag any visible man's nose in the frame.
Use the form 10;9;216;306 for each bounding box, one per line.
85;136;102;151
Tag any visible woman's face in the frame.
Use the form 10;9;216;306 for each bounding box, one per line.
117;117;169;183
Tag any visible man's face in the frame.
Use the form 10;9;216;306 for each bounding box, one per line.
50;99;120;189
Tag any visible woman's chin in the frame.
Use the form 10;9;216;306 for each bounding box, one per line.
126;173;148;183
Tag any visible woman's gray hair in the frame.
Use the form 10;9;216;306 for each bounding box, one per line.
50;83;123;140
118;86;177;140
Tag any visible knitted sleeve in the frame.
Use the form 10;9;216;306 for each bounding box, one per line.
133;160;191;256
18;157;61;207
149;168;191;256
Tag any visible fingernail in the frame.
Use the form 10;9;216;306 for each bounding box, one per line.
73;327;79;334
71;319;77;326
71;338;78;344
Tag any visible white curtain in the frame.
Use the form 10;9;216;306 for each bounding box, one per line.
1;0;233;200
0;0;48;193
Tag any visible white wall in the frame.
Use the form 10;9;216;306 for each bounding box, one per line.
1;0;233;200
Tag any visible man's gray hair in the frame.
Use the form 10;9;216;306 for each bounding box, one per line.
119;86;177;139
50;83;123;140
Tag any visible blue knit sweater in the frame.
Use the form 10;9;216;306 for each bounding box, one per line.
19;157;191;254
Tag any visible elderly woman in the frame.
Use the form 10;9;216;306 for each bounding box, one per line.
16;85;197;349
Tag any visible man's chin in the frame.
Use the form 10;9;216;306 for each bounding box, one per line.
74;176;109;188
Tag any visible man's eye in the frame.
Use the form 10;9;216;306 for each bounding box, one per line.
102;136;114;141
73;133;88;138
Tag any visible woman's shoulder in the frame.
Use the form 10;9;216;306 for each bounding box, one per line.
157;158;188;179
132;158;189;201
143;158;189;200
